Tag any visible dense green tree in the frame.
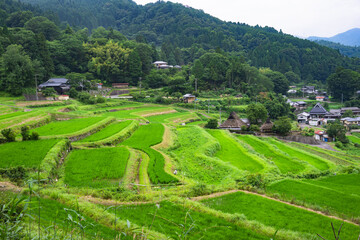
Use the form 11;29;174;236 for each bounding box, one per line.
327;68;360;101
261;68;289;94
6;11;33;27
205;119;218;129
327;121;349;143
0;44;33;95
273;116;292;136
246;103;268;125
284;71;301;84
24;16;60;40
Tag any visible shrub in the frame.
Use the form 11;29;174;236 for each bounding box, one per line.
69;88;79;98
205;119;218;129
96;96;106;103
42;87;57;97
30;131;39;140
1;129;16;142
0;166;27;182
246;173;266;189
190;183;210;197
21;126;30;141
335;141;343;149
241;125;248;132
249;125;260;132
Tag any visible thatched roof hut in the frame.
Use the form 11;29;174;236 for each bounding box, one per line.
219;112;247;130
260;118;274;133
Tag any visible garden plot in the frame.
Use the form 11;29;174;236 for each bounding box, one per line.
120;123;178;184
207;130;265;172
77;120;132;142
267;175;360;220
237;135;305;174
0;139;60;168
31;117;107;136
64;147;130;188
202;191;360;240
265;138;333;170
105;201;268;240
171;126;239;184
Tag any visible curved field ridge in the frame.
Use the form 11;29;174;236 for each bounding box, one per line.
201;191;360;239
172;126;239;184
207;130;264;172
267;174;360;219
237;135;305;174
0;139;60;168
121;123;178;184
266;138;332;170
78;120;132;142
64;147;130;188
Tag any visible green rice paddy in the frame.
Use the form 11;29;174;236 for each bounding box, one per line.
64;147;130;188
77;120;131;142
32;117;106;136
0;139;60;168
348;135;360;144
237;135;305;174
202;191;360;239
207;130;264;172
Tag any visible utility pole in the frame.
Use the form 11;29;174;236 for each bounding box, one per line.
208;100;209;114
341;93;344;104
81;79;84;92
139;77;142;94
34;74;39;101
219;107;222;125
195;78;197;92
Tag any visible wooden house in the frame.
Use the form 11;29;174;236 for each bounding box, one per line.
260;118;274;133
219;111;248;131
183;94;196;103
112;83;129;88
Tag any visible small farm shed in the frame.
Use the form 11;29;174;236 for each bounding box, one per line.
112;83;129;88
314;130;324;141
219;111;248;131
183;94;196;103
58;95;69;100
260;118;274;133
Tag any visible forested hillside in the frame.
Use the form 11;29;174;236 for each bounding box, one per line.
18;0;360;82
312;40;360;58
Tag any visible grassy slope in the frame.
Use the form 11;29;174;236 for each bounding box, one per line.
32;117;106;136
237;135;305;174
0;139;59;168
171;126;238;184
64;147;130;188
77;120;131;142
207;130;264;172
348;135;360;144
266;138;331;170
121;123;178;184
202;191;360;239
106;201;268;240
267;175;360;219
0;111;28;120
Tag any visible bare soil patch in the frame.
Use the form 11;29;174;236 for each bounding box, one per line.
140;110;177;117
16;101;62;107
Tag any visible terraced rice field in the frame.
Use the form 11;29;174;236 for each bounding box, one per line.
65;147;130;188
121;123;178;184
0;139;60;168
102;106;173;119
265;138;332;170
207;130;264;172
77;120;132;142
348;135;360;144
32;117;106;136
172;126;238;184
237;135;305;174
106;201;268;240
202;191;360;239
145;111;190;123
0;111;29;120
267;174;360;219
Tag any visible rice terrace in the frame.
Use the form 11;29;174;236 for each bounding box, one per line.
1;0;360;238
1;94;360;240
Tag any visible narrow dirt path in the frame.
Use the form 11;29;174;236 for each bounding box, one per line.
0;182;22;192
80;195;152;206
192;189;359;226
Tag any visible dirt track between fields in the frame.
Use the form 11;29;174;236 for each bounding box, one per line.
140;110;177;117
191;189;359;226
0;182;22;192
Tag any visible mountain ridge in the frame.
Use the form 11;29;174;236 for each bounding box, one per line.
308;28;360;47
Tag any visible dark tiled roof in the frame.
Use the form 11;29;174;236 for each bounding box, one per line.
309;103;328;115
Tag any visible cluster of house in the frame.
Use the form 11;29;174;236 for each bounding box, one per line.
153;61;182;69
287;86;329;101
297;103;360;128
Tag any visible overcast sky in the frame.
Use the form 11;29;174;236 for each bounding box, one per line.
133;0;360;38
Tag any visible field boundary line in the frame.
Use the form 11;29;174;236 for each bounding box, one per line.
192;189;359;226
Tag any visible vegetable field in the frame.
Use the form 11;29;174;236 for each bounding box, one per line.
64;147;130;188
